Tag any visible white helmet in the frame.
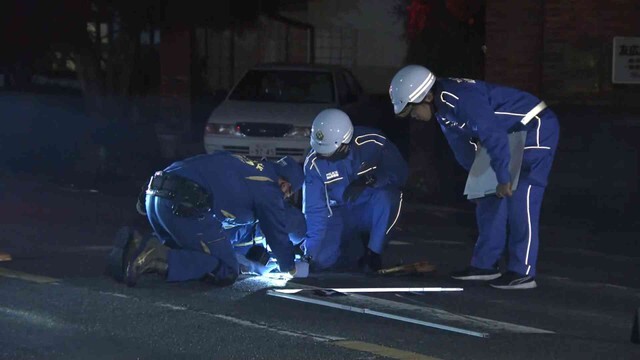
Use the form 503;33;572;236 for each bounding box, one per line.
310;109;354;156
389;65;436;116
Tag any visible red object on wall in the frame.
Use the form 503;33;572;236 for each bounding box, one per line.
406;0;430;41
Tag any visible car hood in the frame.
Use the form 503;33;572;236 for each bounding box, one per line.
207;100;332;126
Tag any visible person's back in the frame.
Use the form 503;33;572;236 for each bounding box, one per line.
164;152;281;227
434;78;544;135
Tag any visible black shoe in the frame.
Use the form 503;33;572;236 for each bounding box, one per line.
489;271;537;289
105;226;144;282
124;236;169;287
450;266;501;281
358;250;382;273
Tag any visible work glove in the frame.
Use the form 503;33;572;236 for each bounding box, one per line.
236;253;279;275
288;259;309;278
342;173;377;203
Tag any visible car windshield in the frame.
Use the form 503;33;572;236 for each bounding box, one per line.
228;70;335;104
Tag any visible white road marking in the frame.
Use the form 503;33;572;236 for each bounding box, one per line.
210;313;344;342
0;306;72;329
275;287;463;294
542;276;640;292
95;289;439;358
388;240;412;246
99;291;130;299
0;267;59;284
268;290;488;338
154;302;188;311
284;282;554;335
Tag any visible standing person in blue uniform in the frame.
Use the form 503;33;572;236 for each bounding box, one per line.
303;109;408;272
121;152;307;287
389;65;559;289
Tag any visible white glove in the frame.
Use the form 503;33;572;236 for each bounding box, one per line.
289;260;309;278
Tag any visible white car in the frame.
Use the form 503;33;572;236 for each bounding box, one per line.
203;63;367;162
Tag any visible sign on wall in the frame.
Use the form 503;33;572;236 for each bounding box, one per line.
612;36;640;84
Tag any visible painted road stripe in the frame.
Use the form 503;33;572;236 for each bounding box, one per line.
388;240;412;245
99;291;441;359
275;287;463;294
285;282;554;335
334;341;441;360
0;267;59;284
347;292;554;334
267;290;488;338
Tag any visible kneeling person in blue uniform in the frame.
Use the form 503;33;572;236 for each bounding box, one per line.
231;199;307;275
303;109;409;271
389;65;560;289
123;152;307;287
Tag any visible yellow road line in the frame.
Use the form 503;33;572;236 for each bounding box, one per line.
333;340;442;360
0;267;59;284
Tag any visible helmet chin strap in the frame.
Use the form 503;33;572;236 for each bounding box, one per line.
320;143;350;162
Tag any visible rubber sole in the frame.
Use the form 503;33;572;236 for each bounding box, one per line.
451;273;502;281
490;280;538;290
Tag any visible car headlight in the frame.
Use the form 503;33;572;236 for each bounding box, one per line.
204;123;244;136
283;126;311;138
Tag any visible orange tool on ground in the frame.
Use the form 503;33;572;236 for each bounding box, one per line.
377;261;436;275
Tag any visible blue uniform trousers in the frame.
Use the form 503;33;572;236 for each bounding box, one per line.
308;186;402;270
145;195;239;282
470;110;559;277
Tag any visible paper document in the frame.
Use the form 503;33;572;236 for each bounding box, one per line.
464;131;527;200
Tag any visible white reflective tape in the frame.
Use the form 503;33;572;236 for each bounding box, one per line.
357;166;377;176
355;134;386;146
525;185;532;275
324;177;344;184
440;91;459;108
408;73;435;102
520;101;547;125
386;192;403;235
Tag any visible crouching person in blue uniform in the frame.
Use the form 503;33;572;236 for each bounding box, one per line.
231;195;307;276
389;65;560;289
121;152;307;287
303;109;408;272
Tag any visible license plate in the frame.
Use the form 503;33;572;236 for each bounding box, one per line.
249;144;276;157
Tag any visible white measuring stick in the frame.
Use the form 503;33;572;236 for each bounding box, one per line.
273;287;463;294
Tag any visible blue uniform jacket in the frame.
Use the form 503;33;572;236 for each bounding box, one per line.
303;126;408;247
163;152;296;271
432;78;546;184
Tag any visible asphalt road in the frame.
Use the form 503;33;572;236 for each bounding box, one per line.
1;173;640;360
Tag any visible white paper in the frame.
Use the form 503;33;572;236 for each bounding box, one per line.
464;131;527;200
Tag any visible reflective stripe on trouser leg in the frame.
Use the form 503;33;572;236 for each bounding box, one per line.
364;187;402;255
151;196;238;282
471;195;508;270
507;183;544;277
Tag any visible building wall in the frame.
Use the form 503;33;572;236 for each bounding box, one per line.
283;0;408;94
543;0;640;104
484;0;543;96
485;0;640;104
